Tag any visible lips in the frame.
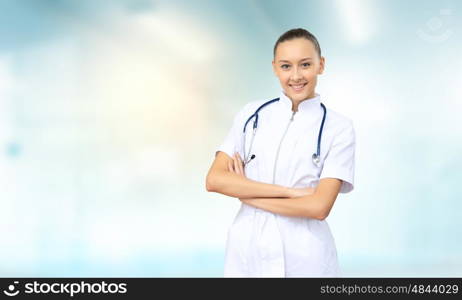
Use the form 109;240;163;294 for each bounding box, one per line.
289;83;307;91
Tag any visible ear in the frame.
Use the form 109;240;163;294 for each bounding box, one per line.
318;56;325;75
272;60;277;76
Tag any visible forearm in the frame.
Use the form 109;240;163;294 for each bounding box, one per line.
241;194;325;220
241;178;342;219
206;170;291;199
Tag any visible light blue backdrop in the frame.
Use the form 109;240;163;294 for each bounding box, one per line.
0;0;461;277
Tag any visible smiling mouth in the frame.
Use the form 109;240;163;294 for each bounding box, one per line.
289;83;307;91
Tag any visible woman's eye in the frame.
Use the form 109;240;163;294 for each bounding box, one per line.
302;63;311;67
281;64;290;69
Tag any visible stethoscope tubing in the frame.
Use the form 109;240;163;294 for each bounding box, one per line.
242;98;326;167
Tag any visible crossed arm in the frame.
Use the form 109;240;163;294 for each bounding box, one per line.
206;151;342;220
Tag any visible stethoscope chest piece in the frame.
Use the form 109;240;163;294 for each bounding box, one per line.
312;153;320;167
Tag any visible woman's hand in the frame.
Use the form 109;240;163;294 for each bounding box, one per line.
228;153;250;203
228;152;246;177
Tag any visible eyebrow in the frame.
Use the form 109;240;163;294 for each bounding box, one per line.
278;57;312;63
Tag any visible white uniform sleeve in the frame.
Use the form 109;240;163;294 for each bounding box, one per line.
320;120;356;193
215;105;248;159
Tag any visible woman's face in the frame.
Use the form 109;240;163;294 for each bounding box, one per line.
272;38;325;103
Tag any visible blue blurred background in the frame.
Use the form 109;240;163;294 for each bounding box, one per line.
0;0;461;277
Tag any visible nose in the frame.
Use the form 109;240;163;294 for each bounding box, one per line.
290;66;302;81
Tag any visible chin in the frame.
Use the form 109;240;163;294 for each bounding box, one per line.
284;87;313;101
289;92;310;101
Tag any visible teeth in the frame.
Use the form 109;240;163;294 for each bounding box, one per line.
291;84;306;89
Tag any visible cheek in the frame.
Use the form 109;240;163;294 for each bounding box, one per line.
304;72;319;84
304;69;318;79
277;73;291;84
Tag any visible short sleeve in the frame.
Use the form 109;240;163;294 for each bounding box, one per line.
320;121;356;193
215;104;248;159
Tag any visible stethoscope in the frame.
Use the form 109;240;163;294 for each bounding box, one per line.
242;97;327;167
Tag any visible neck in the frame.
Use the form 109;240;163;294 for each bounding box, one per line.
291;93;316;112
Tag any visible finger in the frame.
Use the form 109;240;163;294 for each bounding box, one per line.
228;160;233;172
236;153;245;175
233;153;241;175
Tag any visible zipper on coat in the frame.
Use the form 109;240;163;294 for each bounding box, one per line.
272;110;296;184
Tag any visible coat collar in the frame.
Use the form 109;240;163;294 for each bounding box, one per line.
278;90;321;114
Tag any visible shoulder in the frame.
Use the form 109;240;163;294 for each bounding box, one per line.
325;107;354;131
324;107;355;143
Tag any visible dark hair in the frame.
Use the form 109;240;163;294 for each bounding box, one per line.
273;28;321;58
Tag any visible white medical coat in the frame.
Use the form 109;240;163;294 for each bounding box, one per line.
216;90;355;277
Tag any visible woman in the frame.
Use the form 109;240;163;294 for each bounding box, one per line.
206;28;355;277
